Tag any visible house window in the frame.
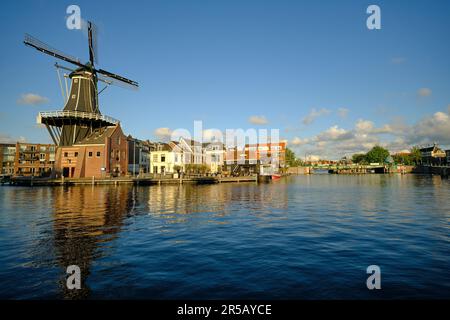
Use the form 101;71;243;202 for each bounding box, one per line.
74;152;78;157
153;154;158;162
88;152;93;157
40;153;45;160
161;155;166;162
96;151;101;157
64;152;68;157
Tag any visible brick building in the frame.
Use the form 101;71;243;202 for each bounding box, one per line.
55;123;128;178
14;142;56;177
224;142;286;175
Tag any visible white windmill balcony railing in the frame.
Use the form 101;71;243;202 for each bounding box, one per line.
37;111;119;125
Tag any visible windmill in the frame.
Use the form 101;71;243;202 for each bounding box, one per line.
24;22;138;146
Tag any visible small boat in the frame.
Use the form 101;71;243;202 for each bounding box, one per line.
271;173;281;180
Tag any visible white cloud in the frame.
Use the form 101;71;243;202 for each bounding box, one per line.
0;134;27;143
337;107;349;118
17;93;49;105
290;105;450;159
355;119;374;132
417;88;432;97
154;127;172;140
406;110;450;146
291;136;309;146
316;125;354;141
302;108;331;125
248;115;268;125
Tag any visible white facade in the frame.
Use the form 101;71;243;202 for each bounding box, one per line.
204;142;225;173
178;138;204;165
149;143;183;174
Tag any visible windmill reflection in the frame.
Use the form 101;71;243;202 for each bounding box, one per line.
51;185;134;299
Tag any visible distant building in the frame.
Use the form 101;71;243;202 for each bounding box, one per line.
0;143;17;176
179;138;204;165
13;142;56;177
150;142;183;174
56;123;128;178
203;142;225;173
419;144;446;166
127;137;151;175
446;150;450;166
223;142;286;175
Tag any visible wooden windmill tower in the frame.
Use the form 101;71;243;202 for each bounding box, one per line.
24;22;138;146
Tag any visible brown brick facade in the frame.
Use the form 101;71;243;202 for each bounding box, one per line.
56;124;128;178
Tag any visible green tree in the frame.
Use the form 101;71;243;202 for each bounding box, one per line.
352;153;367;164
285;147;302;167
365;146;390;164
410;146;421;165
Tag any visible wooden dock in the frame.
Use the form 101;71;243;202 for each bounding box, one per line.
7;175;258;186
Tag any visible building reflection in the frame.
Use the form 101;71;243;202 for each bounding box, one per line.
51;185;134;299
145;182;288;223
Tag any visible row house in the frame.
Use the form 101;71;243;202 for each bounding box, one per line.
147;139;285;175
149;141;183;174
225;142;286;171
127;136;151;175
204;141;225;174
178;138;205;165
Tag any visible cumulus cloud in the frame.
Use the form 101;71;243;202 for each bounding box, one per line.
417;88;432;97
0;134;26;143
290;106;450;159
17;93;49;105
406;110;450;146
316;125;354;141
302;108;331;125
154;127;172;140
337;107;349;118
248;115;268;125
291;136;309;146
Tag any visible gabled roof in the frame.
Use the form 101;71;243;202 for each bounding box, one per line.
203;141;225;150
75;125;118;145
153;142;172;151
181;138;202;147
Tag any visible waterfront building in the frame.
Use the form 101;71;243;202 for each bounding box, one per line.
419;144;446;166
56;123;128;178
446;150;450;166
127;137;151;175
149;142;183;174
203;142;225;174
179;138;205;165
14;142;56;177
0;143;17;176
223;142;286;175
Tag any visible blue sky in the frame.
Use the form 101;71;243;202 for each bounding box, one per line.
1;0;449;159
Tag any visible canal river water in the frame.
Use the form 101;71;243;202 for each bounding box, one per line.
0;175;449;299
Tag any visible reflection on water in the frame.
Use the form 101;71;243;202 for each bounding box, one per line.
0;175;449;299
52;186;134;299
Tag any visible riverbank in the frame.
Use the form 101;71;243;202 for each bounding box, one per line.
3;175;258;186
